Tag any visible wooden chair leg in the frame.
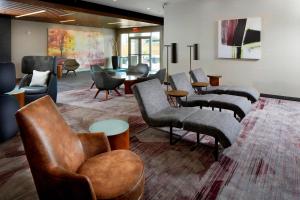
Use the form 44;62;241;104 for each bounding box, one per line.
90;82;95;89
114;89;122;96
94;89;100;99
105;90;109;100
73;70;77;76
65;70;69;76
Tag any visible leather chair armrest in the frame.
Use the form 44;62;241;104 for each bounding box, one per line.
44;166;96;200
78;132;111;159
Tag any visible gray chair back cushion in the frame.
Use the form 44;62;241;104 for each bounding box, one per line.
90;65;103;81
150;68;166;84
190;68;209;83
63;59;80;71
22;56;56;75
169;72;195;95
132;79;170;122
128;63;149;77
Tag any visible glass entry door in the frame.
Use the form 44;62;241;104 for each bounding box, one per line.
129;37;151;67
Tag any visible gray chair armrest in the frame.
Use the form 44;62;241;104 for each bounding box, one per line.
19;74;32;88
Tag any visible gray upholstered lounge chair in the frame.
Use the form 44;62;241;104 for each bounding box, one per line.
190;67;260;103
63;59;80;76
132;79;242;160
137;68;166;84
127;63;149;77
93;71;125;100
169;72;252;120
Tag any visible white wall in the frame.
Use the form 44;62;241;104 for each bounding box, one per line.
164;0;300;97
11;20;115;78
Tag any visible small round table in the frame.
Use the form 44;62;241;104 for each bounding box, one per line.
89;119;130;150
191;82;209;94
6;87;25;107
207;75;222;86
166;90;188;107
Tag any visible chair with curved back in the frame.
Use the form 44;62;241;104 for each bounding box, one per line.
16;96;145;200
190;67;260;103
64;59;80;76
93;71;125;100
137;68;166;84
19;56;57;104
127;63;149;77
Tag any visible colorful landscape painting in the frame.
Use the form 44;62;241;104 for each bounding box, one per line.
218;17;261;59
48;29;105;68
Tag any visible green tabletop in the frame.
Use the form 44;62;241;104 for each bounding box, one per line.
89;119;129;136
5;86;24;95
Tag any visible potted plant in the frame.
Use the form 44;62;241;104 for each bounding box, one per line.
111;39;119;69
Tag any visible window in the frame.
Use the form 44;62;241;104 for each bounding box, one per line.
119;31;160;71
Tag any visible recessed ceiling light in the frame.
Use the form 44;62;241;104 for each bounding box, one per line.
59;19;76;23
113;0;117;2
15;10;46;18
147;7;151;10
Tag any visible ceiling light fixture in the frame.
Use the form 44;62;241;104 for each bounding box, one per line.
15;10;46;18
107;22;123;25
59;12;75;17
59;19;76;23
147;7;151;10
113;0;117;2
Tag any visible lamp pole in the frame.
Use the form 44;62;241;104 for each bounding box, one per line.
187;44;193;82
164;44;171;90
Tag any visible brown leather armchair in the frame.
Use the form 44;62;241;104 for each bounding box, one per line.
16;96;145;200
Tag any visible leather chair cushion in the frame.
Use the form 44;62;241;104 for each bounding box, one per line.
78;150;144;200
22;86;48;94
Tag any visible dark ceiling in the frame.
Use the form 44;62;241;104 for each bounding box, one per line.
0;0;162;29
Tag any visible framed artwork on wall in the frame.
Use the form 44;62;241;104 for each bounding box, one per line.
218;17;261;60
47;29;105;68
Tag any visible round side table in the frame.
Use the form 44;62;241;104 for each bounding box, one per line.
207;75;222;86
191;82;209;94
166;90;188;107
89;119;130;150
6;87;25;107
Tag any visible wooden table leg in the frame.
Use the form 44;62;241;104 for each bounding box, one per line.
57;65;63;80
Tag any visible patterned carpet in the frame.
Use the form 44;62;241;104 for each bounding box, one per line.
1;88;300;200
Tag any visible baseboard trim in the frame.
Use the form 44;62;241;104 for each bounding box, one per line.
261;93;300;102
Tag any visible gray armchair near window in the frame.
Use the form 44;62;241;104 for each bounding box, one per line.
93;71;125;100
137;68;166;84
127;63;149;77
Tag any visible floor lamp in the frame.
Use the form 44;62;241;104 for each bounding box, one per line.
164;43;177;90
187;43;199;82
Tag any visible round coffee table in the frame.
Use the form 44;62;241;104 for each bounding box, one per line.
89;119;129;150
